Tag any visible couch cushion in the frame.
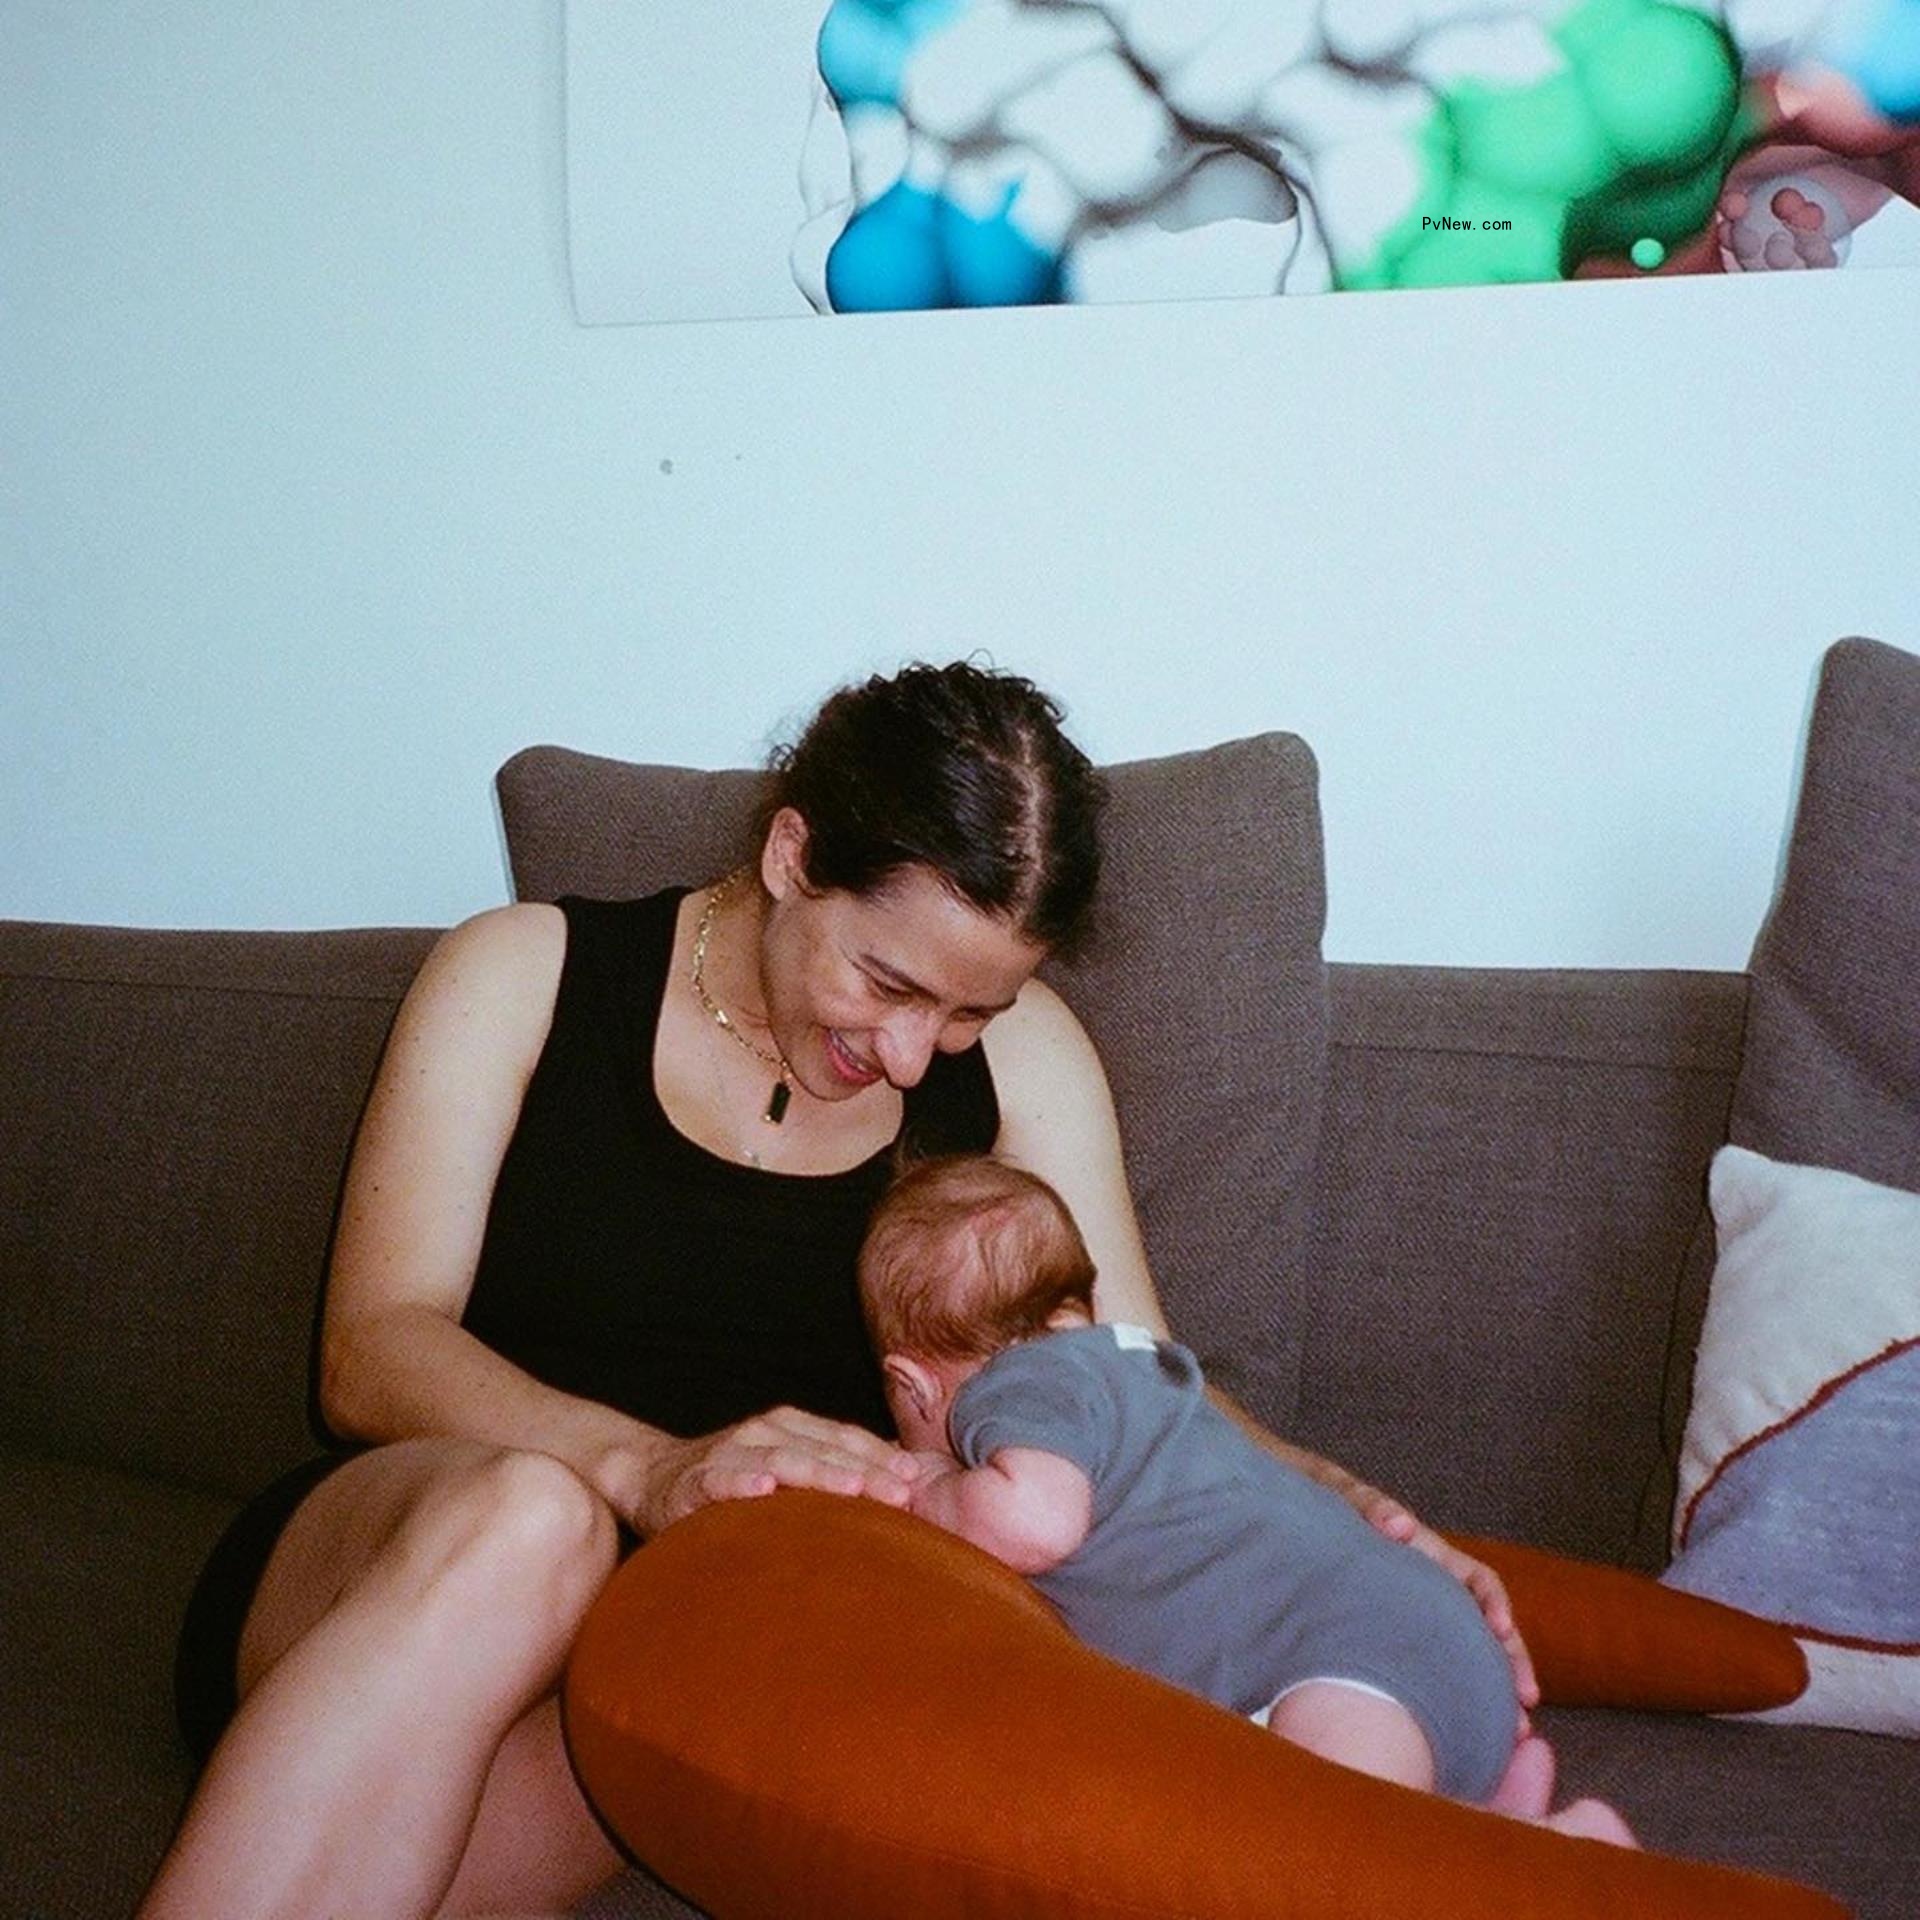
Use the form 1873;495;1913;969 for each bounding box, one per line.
497;734;1327;1430
1647;636;1920;1650
0;1450;229;1920
1301;965;1745;1564
1538;1703;1920;1920
1645;638;1920;1564
0;922;437;1495
1727;636;1920;1191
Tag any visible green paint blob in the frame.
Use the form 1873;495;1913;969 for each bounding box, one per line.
1341;0;1755;291
1579;5;1738;170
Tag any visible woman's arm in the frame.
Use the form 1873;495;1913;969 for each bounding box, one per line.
978;979;1170;1337
320;904;916;1534
982;982;1538;1708
976;984;1398;1502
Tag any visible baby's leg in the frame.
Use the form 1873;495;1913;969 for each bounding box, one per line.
1265;1691;1638;1848
1486;1732;1556;1818
1251;1483;1628;1837
1472;1729;1641;1845
1262;1680;1436;1791
1482;1734;1638;1847
1484;1734;1640;1845
1541;1799;1639;1846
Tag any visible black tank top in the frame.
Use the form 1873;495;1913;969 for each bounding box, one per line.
462;891;999;1440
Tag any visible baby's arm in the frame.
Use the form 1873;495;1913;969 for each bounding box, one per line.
910;1448;1093;1574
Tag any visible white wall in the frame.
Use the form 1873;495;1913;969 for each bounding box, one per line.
5;2;1916;965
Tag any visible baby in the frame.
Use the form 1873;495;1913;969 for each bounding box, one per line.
858;1152;1635;1843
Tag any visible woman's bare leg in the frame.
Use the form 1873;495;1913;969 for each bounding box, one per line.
140;1440;625;1920
435;1695;626;1919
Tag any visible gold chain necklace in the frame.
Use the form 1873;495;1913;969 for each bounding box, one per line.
690;873;794;1125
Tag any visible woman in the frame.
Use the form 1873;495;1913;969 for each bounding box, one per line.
142;661;1533;1920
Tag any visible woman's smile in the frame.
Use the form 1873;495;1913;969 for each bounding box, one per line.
823;1027;883;1088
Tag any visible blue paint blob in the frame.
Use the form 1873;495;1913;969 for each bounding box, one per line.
1843;0;1920;121
816;0;968;109
938;189;1064;306
826;182;953;310
825;181;1066;312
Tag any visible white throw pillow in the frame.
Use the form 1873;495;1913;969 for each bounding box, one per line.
1664;1144;1920;1735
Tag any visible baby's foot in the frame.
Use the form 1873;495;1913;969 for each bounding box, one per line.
1487;1735;1555;1819
1543;1798;1640;1849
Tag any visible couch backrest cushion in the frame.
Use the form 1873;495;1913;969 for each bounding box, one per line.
1301;965;1747;1566
497;734;1328;1429
0;923;435;1495
1729;636;1920;1190
1640;637;1920;1565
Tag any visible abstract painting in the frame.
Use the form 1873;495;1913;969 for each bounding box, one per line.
566;0;1920;320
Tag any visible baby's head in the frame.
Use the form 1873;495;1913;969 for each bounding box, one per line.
859;1154;1097;1452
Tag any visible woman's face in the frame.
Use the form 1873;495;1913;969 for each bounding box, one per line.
757;809;1048;1099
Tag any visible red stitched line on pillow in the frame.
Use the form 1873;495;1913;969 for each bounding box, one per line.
1767;1624;1920;1656
1677;1333;1920;1548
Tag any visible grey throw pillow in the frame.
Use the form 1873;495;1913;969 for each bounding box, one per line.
495;732;1329;1432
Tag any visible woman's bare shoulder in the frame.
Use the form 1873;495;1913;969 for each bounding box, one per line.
979;976;1117;1148
400;903;569;1058
433;900;567;970
981;976;1165;1328
980;975;1104;1082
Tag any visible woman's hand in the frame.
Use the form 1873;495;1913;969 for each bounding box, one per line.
631;1407;923;1536
1357;1485;1542;1714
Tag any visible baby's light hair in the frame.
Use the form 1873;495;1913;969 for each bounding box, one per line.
859;1154;1097;1362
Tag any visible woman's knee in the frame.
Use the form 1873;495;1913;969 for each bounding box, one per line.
232;1443;618;1721
387;1449;619;1636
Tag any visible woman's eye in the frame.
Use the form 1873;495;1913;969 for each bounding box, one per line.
868;975;913;1003
937;1011;991;1050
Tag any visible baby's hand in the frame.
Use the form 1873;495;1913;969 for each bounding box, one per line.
903;1450;962;1510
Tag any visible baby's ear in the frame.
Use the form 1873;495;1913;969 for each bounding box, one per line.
882;1353;937;1421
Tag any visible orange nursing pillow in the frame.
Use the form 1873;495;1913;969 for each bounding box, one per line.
564;1492;1834;1920
1447;1532;1808;1712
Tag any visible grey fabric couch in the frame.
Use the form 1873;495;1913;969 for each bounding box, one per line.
4;637;1915;1920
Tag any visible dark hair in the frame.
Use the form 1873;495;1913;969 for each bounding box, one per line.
858;1154;1097;1362
762;660;1106;956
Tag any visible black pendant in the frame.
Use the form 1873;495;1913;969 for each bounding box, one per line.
764;1079;792;1125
